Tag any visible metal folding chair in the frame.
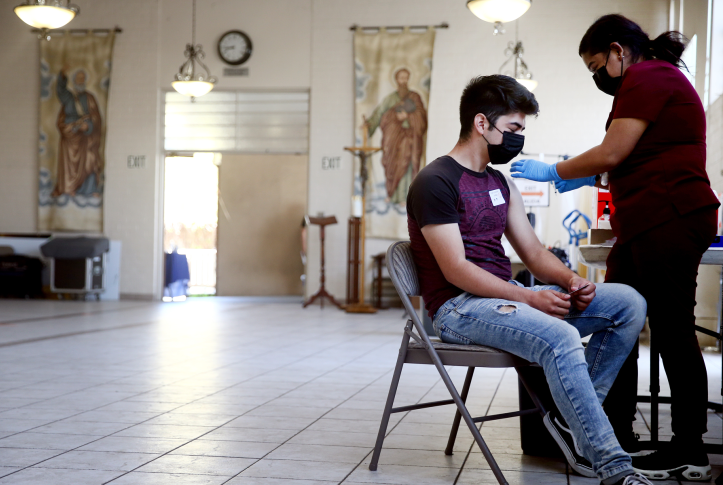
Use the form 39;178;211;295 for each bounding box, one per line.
369;241;547;485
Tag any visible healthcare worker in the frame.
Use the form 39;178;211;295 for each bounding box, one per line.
510;14;720;482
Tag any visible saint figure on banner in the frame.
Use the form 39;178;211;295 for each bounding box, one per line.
52;68;103;198
364;68;428;205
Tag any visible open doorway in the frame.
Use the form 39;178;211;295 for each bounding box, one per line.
163;152;220;297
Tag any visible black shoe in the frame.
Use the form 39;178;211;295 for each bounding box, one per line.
615;430;649;457
543;411;595;477
607;473;655;485
631;437;711;481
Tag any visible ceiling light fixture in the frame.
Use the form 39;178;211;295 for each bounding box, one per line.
14;0;79;39
499;22;537;91
466;0;531;35
172;0;216;99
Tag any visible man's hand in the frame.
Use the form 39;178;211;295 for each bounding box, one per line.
568;276;596;311
526;289;571;319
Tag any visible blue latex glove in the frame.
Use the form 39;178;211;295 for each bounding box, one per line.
510;159;562;182
554;176;597;193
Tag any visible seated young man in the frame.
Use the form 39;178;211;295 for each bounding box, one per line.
407;75;649;485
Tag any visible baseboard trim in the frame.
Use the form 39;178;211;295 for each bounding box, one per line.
213;296;303;303
120;293;155;301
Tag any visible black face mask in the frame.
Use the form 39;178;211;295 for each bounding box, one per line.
483;123;524;165
593;49;623;96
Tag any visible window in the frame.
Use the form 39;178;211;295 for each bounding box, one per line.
681;34;697;89
164;91;310;153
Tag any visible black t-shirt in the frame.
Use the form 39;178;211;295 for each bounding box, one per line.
407;156;512;318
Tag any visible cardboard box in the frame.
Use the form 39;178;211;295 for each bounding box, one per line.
587;229;615;245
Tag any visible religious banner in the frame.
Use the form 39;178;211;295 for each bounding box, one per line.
354;27;434;239
39;33;115;232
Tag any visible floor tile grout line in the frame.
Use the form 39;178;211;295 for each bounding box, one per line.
0;299;285;350
0;303;151;326
0;325;389;481
0;315;386;421
215;339;422;485
0;321;169;349
1;305;719;484
335;367;448;485
453;367;507;485
335;363;500;485
100;325;397;484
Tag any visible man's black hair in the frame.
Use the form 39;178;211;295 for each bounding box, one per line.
458;75;539;141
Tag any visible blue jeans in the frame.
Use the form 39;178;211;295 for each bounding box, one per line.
433;282;646;481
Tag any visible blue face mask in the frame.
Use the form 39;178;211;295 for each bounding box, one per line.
483;123;525;165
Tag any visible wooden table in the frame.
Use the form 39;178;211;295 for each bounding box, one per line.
578;244;723;453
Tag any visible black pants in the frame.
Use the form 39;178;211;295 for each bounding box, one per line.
603;206;717;442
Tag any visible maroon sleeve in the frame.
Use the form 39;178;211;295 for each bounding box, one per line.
613;64;672;123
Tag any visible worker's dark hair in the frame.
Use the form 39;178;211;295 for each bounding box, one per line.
458;75;539;141
579;14;687;68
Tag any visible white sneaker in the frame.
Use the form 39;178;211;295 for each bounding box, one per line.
620;473;655;485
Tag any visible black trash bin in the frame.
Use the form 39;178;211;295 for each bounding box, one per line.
0;255;43;298
517;365;564;458
41;237;110;298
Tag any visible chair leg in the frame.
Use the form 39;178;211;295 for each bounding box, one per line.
369;321;412;471
426;349;508;484
445;366;475;455
650;330;660;445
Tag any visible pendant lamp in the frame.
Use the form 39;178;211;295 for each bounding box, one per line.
172;0;216;99
467;0;531;35
466;0;531;23
14;0;78;31
500;40;537;91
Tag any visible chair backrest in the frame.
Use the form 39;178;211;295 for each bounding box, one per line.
0;246;14;256
386;241;428;335
386;241;419;297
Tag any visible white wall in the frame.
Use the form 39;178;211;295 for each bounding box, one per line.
1;0;709;301
0;0;164;298
305;0;669;300
0;0;311;299
159;0;312;91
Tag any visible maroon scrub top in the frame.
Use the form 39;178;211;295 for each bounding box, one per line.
605;59;719;243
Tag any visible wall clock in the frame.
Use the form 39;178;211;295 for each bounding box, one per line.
217;30;253;66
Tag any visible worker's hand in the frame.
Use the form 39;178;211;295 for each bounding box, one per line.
554;176;597;193
510;159;562;183
526;289;571;319
568;275;596;311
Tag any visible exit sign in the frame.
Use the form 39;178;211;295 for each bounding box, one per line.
127;155;146;168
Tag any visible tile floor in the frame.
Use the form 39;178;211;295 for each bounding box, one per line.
0;299;721;484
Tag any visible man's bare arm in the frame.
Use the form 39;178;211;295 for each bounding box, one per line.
504;177;596;310
504;179;574;287
421;223;571;318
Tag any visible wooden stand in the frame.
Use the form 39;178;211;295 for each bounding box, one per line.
302;215;342;309
344;120;381;314
346;216;361;305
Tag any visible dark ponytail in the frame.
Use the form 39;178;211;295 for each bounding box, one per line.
649;31;687;67
579;14;687;68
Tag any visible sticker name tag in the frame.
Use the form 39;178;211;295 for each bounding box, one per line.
490;189;505;206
